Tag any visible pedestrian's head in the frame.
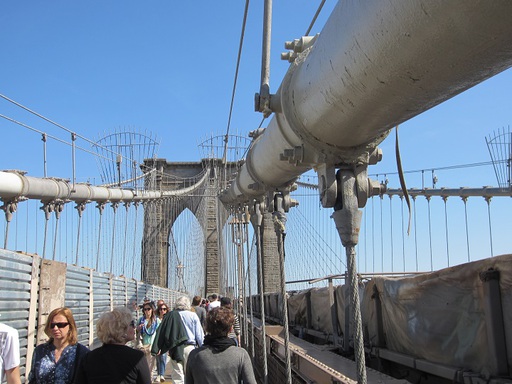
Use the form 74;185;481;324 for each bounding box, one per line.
157;302;168;317
192;295;202;306
220;296;232;308
142;301;156;318
157;299;165;307
174;296;191;311
211;293;218;300
97;307;136;344
45;307;78;345
206;307;234;337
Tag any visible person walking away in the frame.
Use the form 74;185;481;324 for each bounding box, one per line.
154;302;169;382
207;294;220;311
137;301;159;380
28;307;89;384
220;297;241;346
0;322;21;384
153;296;203;384
74;306;151;384
185;307;256;384
191;296;206;330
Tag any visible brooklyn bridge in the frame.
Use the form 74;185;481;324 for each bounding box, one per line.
1;1;512;383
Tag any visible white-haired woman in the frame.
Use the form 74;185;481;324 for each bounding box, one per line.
74;307;151;384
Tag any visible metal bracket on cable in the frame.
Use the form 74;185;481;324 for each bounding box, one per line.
96;201;106;214
1;198;23;249
74;201;86;218
54;200;65;219
1;199;19;223
41;200;55;221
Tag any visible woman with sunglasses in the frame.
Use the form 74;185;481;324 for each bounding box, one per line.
74;306;150;384
28;307;89;384
137;301;160;381
155;302;169;382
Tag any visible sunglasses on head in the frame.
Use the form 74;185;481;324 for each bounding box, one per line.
50;322;69;329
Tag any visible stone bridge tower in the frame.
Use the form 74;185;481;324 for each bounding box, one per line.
141;157;282;296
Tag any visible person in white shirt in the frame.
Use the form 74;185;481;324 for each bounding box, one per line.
0;322;21;384
207;294;221;311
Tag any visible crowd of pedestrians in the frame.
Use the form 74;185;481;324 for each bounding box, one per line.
1;293;256;384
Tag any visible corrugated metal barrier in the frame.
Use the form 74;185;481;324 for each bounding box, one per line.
0;248;180;382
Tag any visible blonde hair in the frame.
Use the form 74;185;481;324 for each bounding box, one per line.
96;307;133;344
44;307;78;345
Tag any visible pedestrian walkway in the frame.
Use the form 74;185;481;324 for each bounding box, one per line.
151;359;175;383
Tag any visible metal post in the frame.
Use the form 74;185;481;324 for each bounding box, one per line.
479;268;509;376
329;278;339;348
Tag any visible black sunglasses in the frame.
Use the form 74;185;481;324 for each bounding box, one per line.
143;307;152;311
160;307;168;311
50;322;69;329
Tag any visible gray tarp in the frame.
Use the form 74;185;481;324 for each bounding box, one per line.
285;254;512;375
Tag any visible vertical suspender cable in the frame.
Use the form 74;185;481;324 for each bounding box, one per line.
379;195;384;271
122;202;130;276
25;201;29;252
443;197;450;266
96;203;105;271
75;203;85;264
462;197;471;262
245;223;255;359
427;196;433;270
35;202;39;255
400;195;406;272
53;205;61;261
273;207;292;384
240;219;248;348
251;206;268;384
42;202;53;259
389;195;394;272
364;201;367;272
42;213;48;258
347;245;367;384
371;197;375;272
110;203;119;274
3;203;13;249
413;197;418;271
485;196;494;257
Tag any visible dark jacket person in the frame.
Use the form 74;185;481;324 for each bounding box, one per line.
74;307;150;384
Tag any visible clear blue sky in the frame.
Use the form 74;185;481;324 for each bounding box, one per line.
1;0;511;189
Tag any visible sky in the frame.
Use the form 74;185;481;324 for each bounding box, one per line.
0;1;511;276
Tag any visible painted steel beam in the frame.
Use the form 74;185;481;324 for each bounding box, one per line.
221;0;512;204
0;169;209;203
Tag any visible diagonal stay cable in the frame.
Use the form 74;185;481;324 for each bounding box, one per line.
222;0;250;165
0;113;114;163
305;0;327;36
0;93;138;165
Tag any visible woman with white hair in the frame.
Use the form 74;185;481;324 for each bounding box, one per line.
74;307;151;384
